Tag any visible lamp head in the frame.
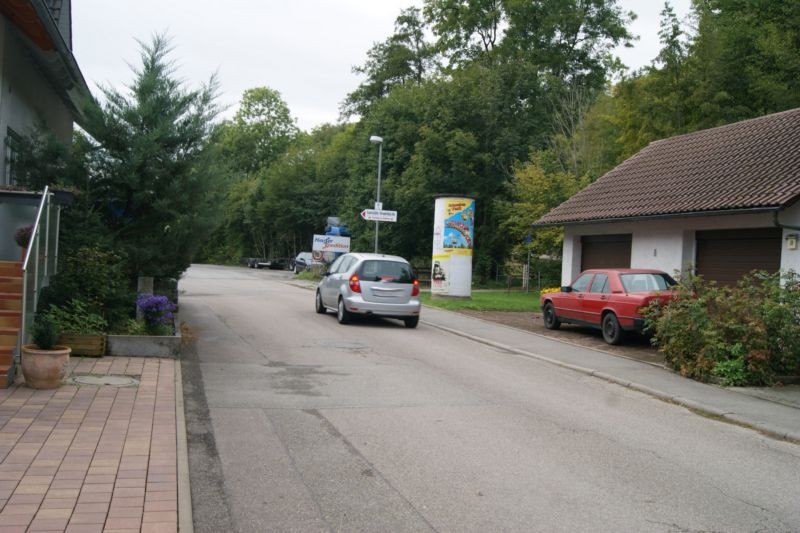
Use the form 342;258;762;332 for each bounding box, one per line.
370;135;383;144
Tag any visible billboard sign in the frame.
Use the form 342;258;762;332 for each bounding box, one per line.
431;197;475;297
312;235;351;253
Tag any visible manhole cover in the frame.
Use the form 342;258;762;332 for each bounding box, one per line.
69;375;139;387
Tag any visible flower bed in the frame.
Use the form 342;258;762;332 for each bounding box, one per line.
106;328;181;358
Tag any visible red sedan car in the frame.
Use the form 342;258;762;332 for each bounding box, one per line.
540;269;677;345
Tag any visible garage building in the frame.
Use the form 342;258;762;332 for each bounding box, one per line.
534;108;800;286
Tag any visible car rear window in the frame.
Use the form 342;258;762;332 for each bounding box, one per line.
359;260;414;283
620;273;677;292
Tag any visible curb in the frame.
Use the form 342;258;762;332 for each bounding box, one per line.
423;320;800;445
175;360;194;533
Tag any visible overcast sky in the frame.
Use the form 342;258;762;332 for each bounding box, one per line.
72;0;693;132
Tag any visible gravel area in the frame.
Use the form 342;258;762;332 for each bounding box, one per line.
453;310;666;367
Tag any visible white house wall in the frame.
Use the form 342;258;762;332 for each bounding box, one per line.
560;211;793;285
0;21;6;178
0;18;73;185
779;201;800;274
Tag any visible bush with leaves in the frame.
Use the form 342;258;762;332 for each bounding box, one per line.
644;271;800;386
38;247;133;331
44;299;107;335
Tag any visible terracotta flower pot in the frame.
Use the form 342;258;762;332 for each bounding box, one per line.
21;344;71;389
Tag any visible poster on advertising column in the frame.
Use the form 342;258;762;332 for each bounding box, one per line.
431;196;475;297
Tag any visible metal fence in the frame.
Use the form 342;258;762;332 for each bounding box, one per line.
411;258;562;291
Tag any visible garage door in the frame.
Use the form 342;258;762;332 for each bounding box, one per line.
580;234;632;270
696;228;782;286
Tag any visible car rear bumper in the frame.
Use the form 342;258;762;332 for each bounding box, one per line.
343;295;421;318
622;317;646;332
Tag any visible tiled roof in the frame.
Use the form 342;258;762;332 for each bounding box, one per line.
534;107;800;226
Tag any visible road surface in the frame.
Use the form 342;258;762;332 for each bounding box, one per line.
179;264;800;532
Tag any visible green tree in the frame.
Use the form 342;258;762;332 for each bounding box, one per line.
343;8;436;116
687;0;800;127
503;0;634;85
84;34;222;280
217;87;298;173
424;0;504;65
198;87;298;262
498;150;589;258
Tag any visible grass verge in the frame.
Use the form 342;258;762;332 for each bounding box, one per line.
420;290;541;312
296;270;321;282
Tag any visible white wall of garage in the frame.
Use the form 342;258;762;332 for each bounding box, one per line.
561;206;800;285
779;201;800;274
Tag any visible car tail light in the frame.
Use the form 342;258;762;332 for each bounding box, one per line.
349;275;361;293
411;279;420;297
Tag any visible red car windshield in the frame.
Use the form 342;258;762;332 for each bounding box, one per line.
620;273;677;292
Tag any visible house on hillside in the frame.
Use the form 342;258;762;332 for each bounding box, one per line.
0;0;90;258
0;0;91;185
534;108;800;286
0;0;91;386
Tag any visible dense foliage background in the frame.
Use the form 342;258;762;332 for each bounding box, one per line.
14;0;800;285
197;0;800;272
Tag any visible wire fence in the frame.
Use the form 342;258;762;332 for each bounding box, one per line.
412;258;562;292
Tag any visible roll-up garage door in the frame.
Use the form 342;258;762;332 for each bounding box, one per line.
696;228;781;286
580;234;632;270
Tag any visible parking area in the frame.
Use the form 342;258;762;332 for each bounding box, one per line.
457;310;665;366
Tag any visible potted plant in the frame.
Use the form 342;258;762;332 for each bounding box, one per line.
21;315;71;389
47;299;108;357
14;224;33;261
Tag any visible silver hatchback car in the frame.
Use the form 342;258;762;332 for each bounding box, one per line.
315;253;421;328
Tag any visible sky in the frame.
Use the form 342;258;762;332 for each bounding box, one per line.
72;0;693;132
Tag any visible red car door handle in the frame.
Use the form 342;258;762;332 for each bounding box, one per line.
600;295;608;300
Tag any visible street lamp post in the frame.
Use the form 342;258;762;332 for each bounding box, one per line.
370;135;383;253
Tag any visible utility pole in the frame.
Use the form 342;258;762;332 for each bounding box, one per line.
370;135;383;253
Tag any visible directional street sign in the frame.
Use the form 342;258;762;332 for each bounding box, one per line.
360;209;398;222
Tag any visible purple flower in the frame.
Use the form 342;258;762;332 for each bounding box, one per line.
136;293;176;327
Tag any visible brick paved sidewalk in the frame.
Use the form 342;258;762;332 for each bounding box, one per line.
0;357;179;533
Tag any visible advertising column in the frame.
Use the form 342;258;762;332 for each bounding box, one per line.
431;196;475;297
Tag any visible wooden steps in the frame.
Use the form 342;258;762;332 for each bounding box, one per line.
0;310;21;328
0;262;22;388
0;261;23;277
0;346;11;382
0;293;21;311
0;276;22;293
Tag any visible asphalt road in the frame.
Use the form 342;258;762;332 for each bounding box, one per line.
180;264;800;533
